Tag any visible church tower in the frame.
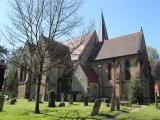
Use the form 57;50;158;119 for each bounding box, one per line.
98;12;108;41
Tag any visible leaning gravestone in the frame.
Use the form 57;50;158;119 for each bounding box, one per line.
91;99;101;116
48;91;56;107
59;93;65;107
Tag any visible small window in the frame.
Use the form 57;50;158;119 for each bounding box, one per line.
108;63;112;80
124;59;131;80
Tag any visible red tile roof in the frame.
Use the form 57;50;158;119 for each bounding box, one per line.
96;32;142;60
81;65;99;83
64;32;94;60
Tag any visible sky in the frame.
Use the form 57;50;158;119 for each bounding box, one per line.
0;0;160;53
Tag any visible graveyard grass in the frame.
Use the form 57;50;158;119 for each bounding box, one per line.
1;99;160;120
0;99;131;120
116;104;160;120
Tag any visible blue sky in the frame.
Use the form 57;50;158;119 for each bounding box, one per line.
0;0;160;53
80;0;160;53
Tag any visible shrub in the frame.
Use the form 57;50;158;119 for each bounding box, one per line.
128;78;144;105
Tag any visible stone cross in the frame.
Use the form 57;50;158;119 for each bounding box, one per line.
59;93;65;107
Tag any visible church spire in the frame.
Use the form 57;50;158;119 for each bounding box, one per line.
98;12;108;41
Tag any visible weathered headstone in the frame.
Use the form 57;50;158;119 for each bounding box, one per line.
0;60;5;92
48;91;56;107
69;94;73;105
105;98;110;107
91;99;101;116
10;99;16;105
10;94;16;105
84;95;88;106
0;93;4;111
59;93;65;107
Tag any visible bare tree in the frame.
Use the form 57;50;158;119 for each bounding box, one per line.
1;0;94;114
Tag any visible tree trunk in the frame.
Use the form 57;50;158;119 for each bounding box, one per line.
110;92;115;111
110;60;116;111
34;76;41;114
116;97;120;110
34;59;43;114
155;92;158;108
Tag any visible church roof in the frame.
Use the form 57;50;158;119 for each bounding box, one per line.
95;32;142;60
40;35;71;62
65;32;95;60
27;42;36;55
81;65;99;83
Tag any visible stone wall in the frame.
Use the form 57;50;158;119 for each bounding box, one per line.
88;82;99;100
92;54;143;99
72;64;88;96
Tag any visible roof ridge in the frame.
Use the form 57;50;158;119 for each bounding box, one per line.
104;31;141;41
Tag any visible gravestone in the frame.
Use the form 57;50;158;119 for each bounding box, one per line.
84;95;88;106
91;99;101;116
10;99;16;105
59;93;65;107
48;91;56;107
0;93;4;111
69;94;73;104
105;98;110;107
0;60;6;92
9;94;16;105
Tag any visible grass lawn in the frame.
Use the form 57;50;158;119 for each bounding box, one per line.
116;104;160;120
0;99;130;120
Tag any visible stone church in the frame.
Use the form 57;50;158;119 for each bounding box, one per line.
17;35;72;101
17;13;154;102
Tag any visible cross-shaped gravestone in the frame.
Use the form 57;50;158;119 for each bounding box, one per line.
59;93;65;107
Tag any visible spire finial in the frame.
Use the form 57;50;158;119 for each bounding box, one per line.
41;33;44;37
98;12;108;42
140;26;143;32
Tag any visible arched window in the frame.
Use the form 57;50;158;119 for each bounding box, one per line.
108;63;112;80
124;59;131;80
